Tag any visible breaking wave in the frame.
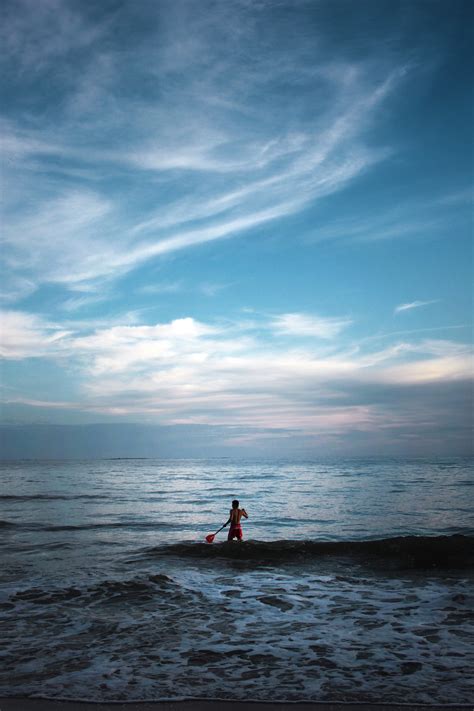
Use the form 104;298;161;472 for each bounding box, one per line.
8;573;184;608
144;534;474;568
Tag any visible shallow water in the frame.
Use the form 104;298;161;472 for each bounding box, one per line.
1;457;473;703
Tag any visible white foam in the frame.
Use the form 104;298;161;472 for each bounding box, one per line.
1;565;473;704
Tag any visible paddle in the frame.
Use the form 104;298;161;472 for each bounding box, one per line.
205;521;229;544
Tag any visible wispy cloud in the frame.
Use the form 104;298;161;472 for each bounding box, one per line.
0;0;410;300
60;293;110;313
1;189;114;289
271;313;352;339
199;282;232;297
0;310;71;359
302;183;474;246
394;300;439;314
0;275;37;303
1;0;106;74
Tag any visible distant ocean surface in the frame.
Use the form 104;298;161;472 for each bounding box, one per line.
1;457;473;703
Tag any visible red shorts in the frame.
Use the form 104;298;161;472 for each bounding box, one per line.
228;524;243;541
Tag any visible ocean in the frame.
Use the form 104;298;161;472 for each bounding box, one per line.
1;457;473;704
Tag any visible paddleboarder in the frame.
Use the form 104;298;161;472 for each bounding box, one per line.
227;499;248;541
205;499;249;543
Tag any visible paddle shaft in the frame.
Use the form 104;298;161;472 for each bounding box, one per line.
214;520;230;536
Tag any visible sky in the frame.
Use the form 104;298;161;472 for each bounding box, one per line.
0;0;472;459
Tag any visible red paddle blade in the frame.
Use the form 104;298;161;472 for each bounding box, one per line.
205;534;215;544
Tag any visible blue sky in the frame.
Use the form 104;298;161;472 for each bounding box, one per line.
0;0;472;458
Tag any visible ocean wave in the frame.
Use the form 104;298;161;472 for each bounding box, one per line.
0;519;18;528
0;520;174;532
144;534;474;568
42;521;174;532
9;573;179;607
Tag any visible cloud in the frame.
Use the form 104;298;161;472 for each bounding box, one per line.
0;310;70;359
60;293;110;313
69;317;224;375
2;310;471;445
0;275;37;303
303;181;474;246
394;300;439;314
272;313;352;339
0;0;411;299
1;189;114;288
1;0;106;74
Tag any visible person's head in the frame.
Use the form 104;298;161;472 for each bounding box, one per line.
232;499;239;509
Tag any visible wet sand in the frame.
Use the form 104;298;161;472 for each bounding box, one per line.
1;701;472;711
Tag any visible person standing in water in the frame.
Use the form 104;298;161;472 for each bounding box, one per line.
227;499;248;541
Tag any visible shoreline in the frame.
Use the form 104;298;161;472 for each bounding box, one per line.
1;700;473;711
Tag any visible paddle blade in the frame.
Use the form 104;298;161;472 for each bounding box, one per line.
205;534;215;544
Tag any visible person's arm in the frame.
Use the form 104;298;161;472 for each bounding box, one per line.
241;508;248;518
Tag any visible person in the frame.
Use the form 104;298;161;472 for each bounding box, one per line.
226;499;248;541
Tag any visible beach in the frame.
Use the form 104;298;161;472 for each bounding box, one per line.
1;459;473;706
1;701;473;711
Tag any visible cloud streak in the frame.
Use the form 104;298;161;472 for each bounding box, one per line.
0;310;71;359
394;300;439;314
272;313;352;339
0;0;410;298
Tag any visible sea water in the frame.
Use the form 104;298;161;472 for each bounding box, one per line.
1;458;473;703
